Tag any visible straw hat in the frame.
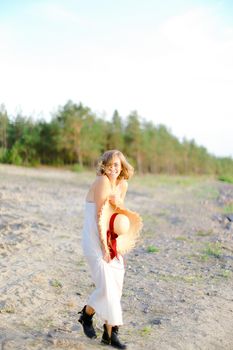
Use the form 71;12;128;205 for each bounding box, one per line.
99;199;143;256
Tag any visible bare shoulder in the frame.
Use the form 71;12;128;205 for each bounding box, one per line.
122;179;128;188
95;175;111;188
119;179;128;191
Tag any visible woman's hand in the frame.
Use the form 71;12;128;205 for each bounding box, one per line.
102;247;111;263
103;251;111;263
101;244;111;263
109;194;123;208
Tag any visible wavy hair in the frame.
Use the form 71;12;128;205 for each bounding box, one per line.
96;150;134;180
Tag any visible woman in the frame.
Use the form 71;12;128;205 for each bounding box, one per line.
78;150;134;349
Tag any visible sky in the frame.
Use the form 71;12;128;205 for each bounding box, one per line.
0;0;233;158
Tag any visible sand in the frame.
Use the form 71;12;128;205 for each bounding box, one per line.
0;164;233;350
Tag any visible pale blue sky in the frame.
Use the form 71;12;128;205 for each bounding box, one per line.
0;0;233;157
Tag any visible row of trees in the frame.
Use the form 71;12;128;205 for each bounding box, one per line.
0;101;233;175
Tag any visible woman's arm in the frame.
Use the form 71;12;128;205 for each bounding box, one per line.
120;180;128;202
94;176;112;262
109;180;128;208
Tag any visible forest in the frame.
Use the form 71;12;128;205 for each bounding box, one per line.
0;101;232;175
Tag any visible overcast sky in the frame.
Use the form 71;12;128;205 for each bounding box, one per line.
0;0;233;158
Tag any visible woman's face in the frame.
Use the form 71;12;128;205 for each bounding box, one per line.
105;155;122;180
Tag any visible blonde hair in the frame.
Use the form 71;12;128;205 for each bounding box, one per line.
96;150;134;180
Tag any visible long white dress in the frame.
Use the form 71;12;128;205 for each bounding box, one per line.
81;201;125;326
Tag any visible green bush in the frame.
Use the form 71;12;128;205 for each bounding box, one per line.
0;148;7;163
147;245;160;253
223;203;233;214
7;144;23;165
202;243;222;259
218;175;233;184
72;163;85;172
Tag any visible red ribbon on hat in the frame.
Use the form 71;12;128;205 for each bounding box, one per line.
107;213;119;260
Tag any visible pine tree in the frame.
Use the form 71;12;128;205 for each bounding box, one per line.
125;111;143;173
0;104;9;149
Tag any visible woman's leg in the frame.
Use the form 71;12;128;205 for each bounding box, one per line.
78;305;97;339
105;322;112;337
85;304;95;315
101;323;126;349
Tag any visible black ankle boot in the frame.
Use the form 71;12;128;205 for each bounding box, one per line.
78;305;97;339
101;324;127;349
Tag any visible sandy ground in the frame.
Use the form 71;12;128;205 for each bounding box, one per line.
0;164;233;350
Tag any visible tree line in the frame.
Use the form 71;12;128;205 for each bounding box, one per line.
0;101;232;175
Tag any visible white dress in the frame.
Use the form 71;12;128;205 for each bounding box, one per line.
81;201;125;326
